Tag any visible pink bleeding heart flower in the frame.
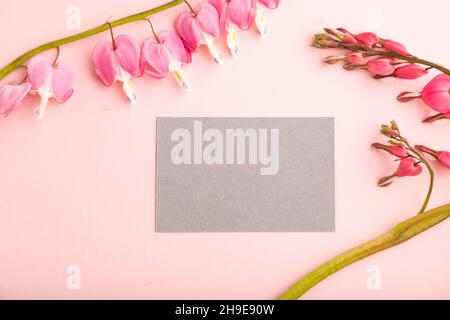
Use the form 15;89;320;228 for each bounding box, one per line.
372;143;409;158
176;2;223;64
27;55;74;119
393;64;428;79
416;145;450;169
378;157;422;187
381;39;411;56
346;52;366;65
396;157;423;177
398;74;450;115
254;0;280;37
355;32;379;47
141;30;192;90
209;0;257;56
0;83;31;116
421;73;450;113
367;58;395;76
93;34;141;105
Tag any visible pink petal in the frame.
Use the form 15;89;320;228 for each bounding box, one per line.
382;39;410;56
227;0;257;30
422;74;450;113
93;40;118;86
27;55;53;90
52;63;74;103
141;38;170;79
195;2;222;38
159;31;192;64
176;11;202;52
0;83;31;116
114;35;142;77
209;0;228;35
258;0;280;9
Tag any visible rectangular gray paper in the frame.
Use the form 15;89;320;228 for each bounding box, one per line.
156;117;335;232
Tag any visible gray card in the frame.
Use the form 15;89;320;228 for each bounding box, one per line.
156;118;335;232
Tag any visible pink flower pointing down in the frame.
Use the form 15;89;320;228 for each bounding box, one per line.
355;32;379;47
393;64;428;79
421;73;450;113
176;2;223;64
416;145;450;169
378;157;422;187
396;157;422;177
27;55;74;119
367;58;395;76
381;39;411;56
254;0;280;37
0;83;31;117
93;34;141;105
209;0;257;56
141;31;192;90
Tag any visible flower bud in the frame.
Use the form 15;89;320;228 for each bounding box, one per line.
346;52;365;65
368;58;395;76
381;39;411;56
372;143;409;158
355;32;379;47
394;64;428;79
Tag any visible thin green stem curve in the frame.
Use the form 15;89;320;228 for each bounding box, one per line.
279;203;450;300
0;0;185;81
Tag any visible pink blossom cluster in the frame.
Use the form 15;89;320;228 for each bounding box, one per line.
314;28;450;124
0;0;280;119
373;121;450;187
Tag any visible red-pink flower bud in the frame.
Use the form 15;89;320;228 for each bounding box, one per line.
437;151;450;169
416;145;450;169
372;143;409;158
382;39;411;56
346;52;365;65
394;64;428;79
422;112;450;123
355;32;379;47
396;158;422;177
368;58;395;76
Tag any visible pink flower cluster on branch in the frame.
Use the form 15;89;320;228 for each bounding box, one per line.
314;28;450;124
0;0;281;119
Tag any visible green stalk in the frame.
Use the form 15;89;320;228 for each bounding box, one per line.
0;0;185;81
279;203;450;300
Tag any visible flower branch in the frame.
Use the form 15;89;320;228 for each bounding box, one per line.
0;0;186;82
314;28;450;123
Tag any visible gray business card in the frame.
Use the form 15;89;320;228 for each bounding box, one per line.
156;117;335;232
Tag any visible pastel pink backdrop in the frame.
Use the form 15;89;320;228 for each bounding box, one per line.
1;0;449;299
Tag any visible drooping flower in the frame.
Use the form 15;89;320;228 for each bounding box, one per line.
381;39;411;56
254;0;280;37
141;30;192;90
93;33;141;105
378;157;423;187
176;2;223;64
355;32;379;47
27;55;74;119
209;0;257;56
416;145;450;169
367;58;395;76
372;143;409;158
0;83;31;116
393;64;428;79
397;73;450;114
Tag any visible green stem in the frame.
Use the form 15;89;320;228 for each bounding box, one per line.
0;0;185;82
400;139;434;214
279;203;450;300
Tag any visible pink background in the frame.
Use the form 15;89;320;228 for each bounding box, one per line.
1;0;450;299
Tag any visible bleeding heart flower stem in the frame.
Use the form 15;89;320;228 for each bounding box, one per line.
0;0;186;82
